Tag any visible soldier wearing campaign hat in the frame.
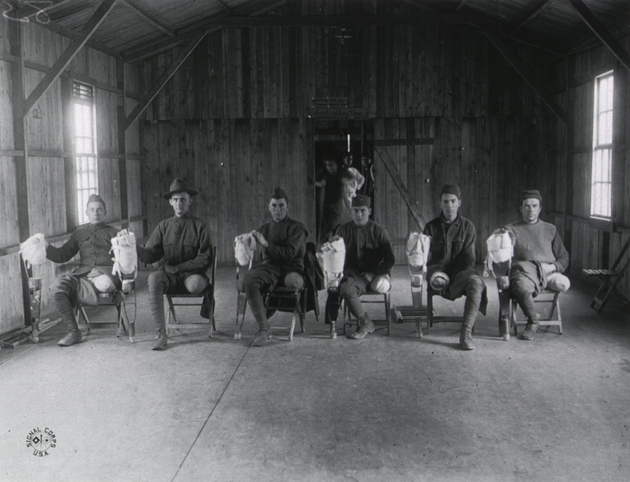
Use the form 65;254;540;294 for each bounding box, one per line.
136;178;213;350
326;194;396;339
242;187;308;347
46;193;122;346
423;184;487;350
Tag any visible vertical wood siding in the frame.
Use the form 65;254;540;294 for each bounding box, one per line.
0;19;141;335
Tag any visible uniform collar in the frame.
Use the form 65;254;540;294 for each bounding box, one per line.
440;214;461;227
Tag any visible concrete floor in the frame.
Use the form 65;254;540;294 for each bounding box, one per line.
1;265;630;482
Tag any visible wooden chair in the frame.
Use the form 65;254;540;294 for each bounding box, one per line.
343;289;391;336
164;247;217;338
76;281;137;343
234;242;319;342
583;236;630;314
504;289;563;337
426;287;467;335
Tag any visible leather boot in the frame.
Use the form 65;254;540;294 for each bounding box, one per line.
520;319;540;341
348;314;375;339
252;325;272;347
459;326;474;350
152;329;168;350
58;317;82;347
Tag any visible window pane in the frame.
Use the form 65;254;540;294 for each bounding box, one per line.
598;111;613;145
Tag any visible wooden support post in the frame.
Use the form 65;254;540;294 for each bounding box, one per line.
375;147;427;231
482;29;568;125
124;32;208;131
117;57;129;225
8;19;32;326
568;0;630;73
23;0;119;116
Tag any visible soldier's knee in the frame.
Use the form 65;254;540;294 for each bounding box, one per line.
184;274;208;294
283;272;304;290
93;274;116;293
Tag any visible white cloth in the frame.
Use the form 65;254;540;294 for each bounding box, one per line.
234;233;257;267
20;233;48;267
111;231;137;278
405;232;431;269
319;238;346;274
484;231;515;277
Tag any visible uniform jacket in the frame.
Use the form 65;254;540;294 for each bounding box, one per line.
46;222;119;276
138;212;213;275
335;219;395;276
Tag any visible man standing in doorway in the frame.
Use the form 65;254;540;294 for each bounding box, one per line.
423;184;487;350
243;187;308;347
503;190;570;341
136;179;213;350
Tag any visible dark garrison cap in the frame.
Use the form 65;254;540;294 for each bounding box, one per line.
440;184;461;199
87;193;106;209
351;194;371;208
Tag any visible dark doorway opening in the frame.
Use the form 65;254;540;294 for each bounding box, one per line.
313;121;373;247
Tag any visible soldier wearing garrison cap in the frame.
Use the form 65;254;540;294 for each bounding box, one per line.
501;189;570;341
136;178;214;350
242;187;308;347
46;193;122;346
326;194;396;339
423;184;488;350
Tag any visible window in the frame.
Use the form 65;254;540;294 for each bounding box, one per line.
72;81;98;224
591;71;614;219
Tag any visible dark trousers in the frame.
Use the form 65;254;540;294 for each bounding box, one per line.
509;273;539;322
242;265;284;330
147;271;208;331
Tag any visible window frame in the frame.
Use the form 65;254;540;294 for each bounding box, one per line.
590;70;614;220
71;81;99;225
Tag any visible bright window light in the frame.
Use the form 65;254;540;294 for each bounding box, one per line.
591;71;613;219
72;82;98;224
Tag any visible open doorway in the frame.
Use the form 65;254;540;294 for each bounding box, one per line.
314;121;373;247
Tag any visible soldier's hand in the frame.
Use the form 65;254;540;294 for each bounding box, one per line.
251;230;268;248
164;264;179;274
542;263;556;274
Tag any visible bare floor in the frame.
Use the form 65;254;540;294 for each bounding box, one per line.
1;266;630;482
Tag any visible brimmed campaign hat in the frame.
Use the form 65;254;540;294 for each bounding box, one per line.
162;178;199;200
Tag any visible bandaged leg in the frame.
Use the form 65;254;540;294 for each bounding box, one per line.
92;274;116;293
546;273;570;292
283;272;304;290
370;274;391;293
184;274;209;294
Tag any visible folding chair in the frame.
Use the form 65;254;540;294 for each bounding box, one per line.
164;247;217;338
75;281;137;343
426;286;467;334
234;243;319;341
583;236;630;314
343;289;391;336
506;289;563;337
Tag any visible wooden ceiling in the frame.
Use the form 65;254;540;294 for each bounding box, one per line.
5;0;630;63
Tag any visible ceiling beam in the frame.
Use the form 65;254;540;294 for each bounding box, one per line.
455;0;470;12
23;0;119;117
567;0;630;72
121;0;176;37
37;14;120;57
124;32;208;131
122;0;288;63
515;0;555;30
482;29;568;124
216;0;232;15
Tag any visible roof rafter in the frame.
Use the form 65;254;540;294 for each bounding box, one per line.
121;0;176;37
515;0;555;30
568;0;630;72
122;0;288;63
23;0;119;116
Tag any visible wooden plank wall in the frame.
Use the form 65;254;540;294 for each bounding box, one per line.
0;17;141;335
142;2;555;267
549;32;630;301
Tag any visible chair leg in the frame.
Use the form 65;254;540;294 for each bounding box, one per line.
297;291;305;334
384;293;391;336
234;292;248;340
556;298;563;335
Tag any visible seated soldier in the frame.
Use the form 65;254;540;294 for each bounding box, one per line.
327;194;395;339
243;187;308;347
423;184;487;351
136;179;213;351
46;194;121;347
503;190;570;341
